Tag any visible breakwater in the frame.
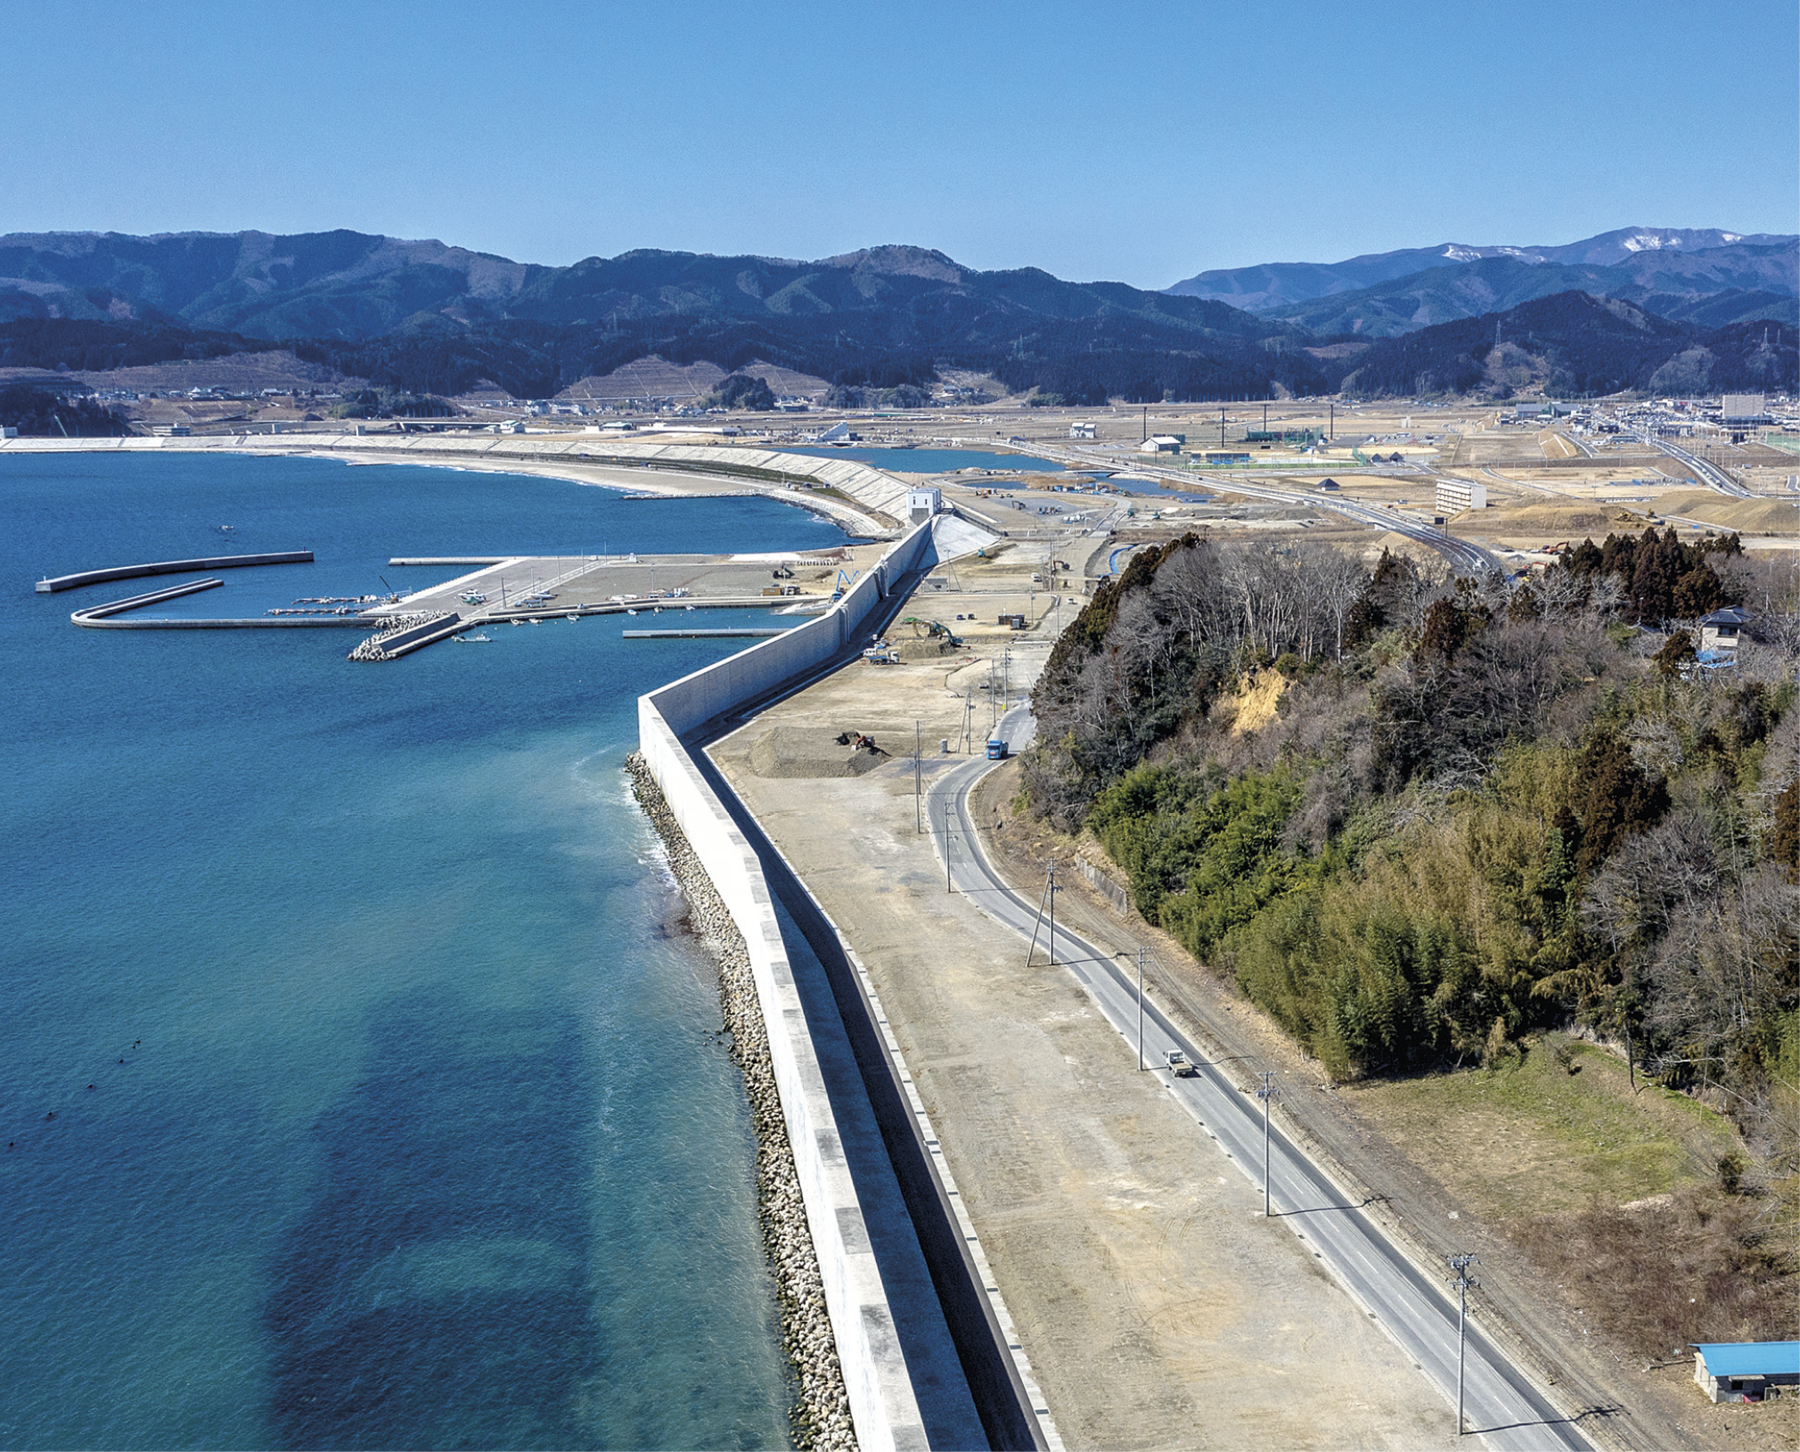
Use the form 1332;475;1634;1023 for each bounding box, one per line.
347;612;463;661
627;756;854;1452
36;550;314;593
69;579;381;631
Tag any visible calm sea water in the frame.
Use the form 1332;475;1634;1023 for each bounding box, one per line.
785;446;1065;474
0;452;844;1450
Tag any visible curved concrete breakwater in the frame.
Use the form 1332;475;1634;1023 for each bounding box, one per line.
36;550;314;593
627;756;855;1452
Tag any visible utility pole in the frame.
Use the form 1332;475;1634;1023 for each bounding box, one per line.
1218;405;1226;450
1256;1070;1277;1216
944;798;954;894
1447;1254;1479;1436
1024;867;1058;968
1136;947;1147;1071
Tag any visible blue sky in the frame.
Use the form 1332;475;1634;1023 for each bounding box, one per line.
5;0;1794;287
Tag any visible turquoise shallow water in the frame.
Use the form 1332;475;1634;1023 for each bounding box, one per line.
0;452;840;1449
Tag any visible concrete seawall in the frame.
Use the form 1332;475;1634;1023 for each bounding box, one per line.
640;520;940;1452
2;433;913;537
639;513;1044;1452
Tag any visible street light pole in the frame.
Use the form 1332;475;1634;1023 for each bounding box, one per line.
1448;1253;1479;1436
1255;1070;1277;1216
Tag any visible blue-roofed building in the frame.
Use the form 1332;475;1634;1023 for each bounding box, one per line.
1692;1341;1800;1402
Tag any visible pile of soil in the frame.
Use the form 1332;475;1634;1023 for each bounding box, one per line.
748;726;890;778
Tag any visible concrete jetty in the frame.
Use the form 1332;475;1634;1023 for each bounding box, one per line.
37;551;314;593
70;578;380;630
622;626;789;639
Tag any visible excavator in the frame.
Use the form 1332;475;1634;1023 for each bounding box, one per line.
901;615;963;648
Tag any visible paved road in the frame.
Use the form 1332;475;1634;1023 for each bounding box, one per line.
1645;435;1753;498
1034;444;1505;577
926;712;1596;1452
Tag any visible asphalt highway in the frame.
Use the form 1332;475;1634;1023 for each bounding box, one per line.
1034;443;1505;577
1644;435;1753;498
927;710;1596;1451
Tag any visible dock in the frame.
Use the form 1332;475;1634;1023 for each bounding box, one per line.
43;541;890;662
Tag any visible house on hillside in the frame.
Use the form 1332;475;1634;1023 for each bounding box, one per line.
1692;1342;1799;1403
1699;606;1753;658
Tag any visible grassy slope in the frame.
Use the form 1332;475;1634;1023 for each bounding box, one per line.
1347;1035;1738;1219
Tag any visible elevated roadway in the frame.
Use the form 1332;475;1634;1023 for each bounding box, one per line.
1029;444;1503;577
1644;435;1753;498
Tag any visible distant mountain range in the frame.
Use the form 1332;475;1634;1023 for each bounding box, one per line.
0;228;1792;404
1166;227;1798;336
0;232;1328;403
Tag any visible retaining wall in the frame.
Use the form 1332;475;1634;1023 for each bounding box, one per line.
639;520;941;1452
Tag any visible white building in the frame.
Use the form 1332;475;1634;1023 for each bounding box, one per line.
1435;478;1487;514
909;486;943;523
1069;421;1097;439
1136;435;1182;455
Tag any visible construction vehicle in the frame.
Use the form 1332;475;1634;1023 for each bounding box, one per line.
901;616;963;648
1163;1050;1197;1077
986;737;1007;760
771;565;795;579
829;567;860;603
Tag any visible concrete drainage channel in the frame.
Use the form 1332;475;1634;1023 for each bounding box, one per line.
638;514;1058;1452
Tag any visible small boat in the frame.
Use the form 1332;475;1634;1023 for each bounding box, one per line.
529;618;541;625
455;632;492;643
566;614;579;621
511;619;526;627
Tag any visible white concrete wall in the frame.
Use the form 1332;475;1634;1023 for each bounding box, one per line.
0;435;914;528
638;520;940;1452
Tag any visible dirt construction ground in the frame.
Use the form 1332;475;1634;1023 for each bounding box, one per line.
710;616;1471;1447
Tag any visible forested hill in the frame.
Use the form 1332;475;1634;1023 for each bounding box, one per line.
1025;529;1797;1130
1320;292;1796;397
